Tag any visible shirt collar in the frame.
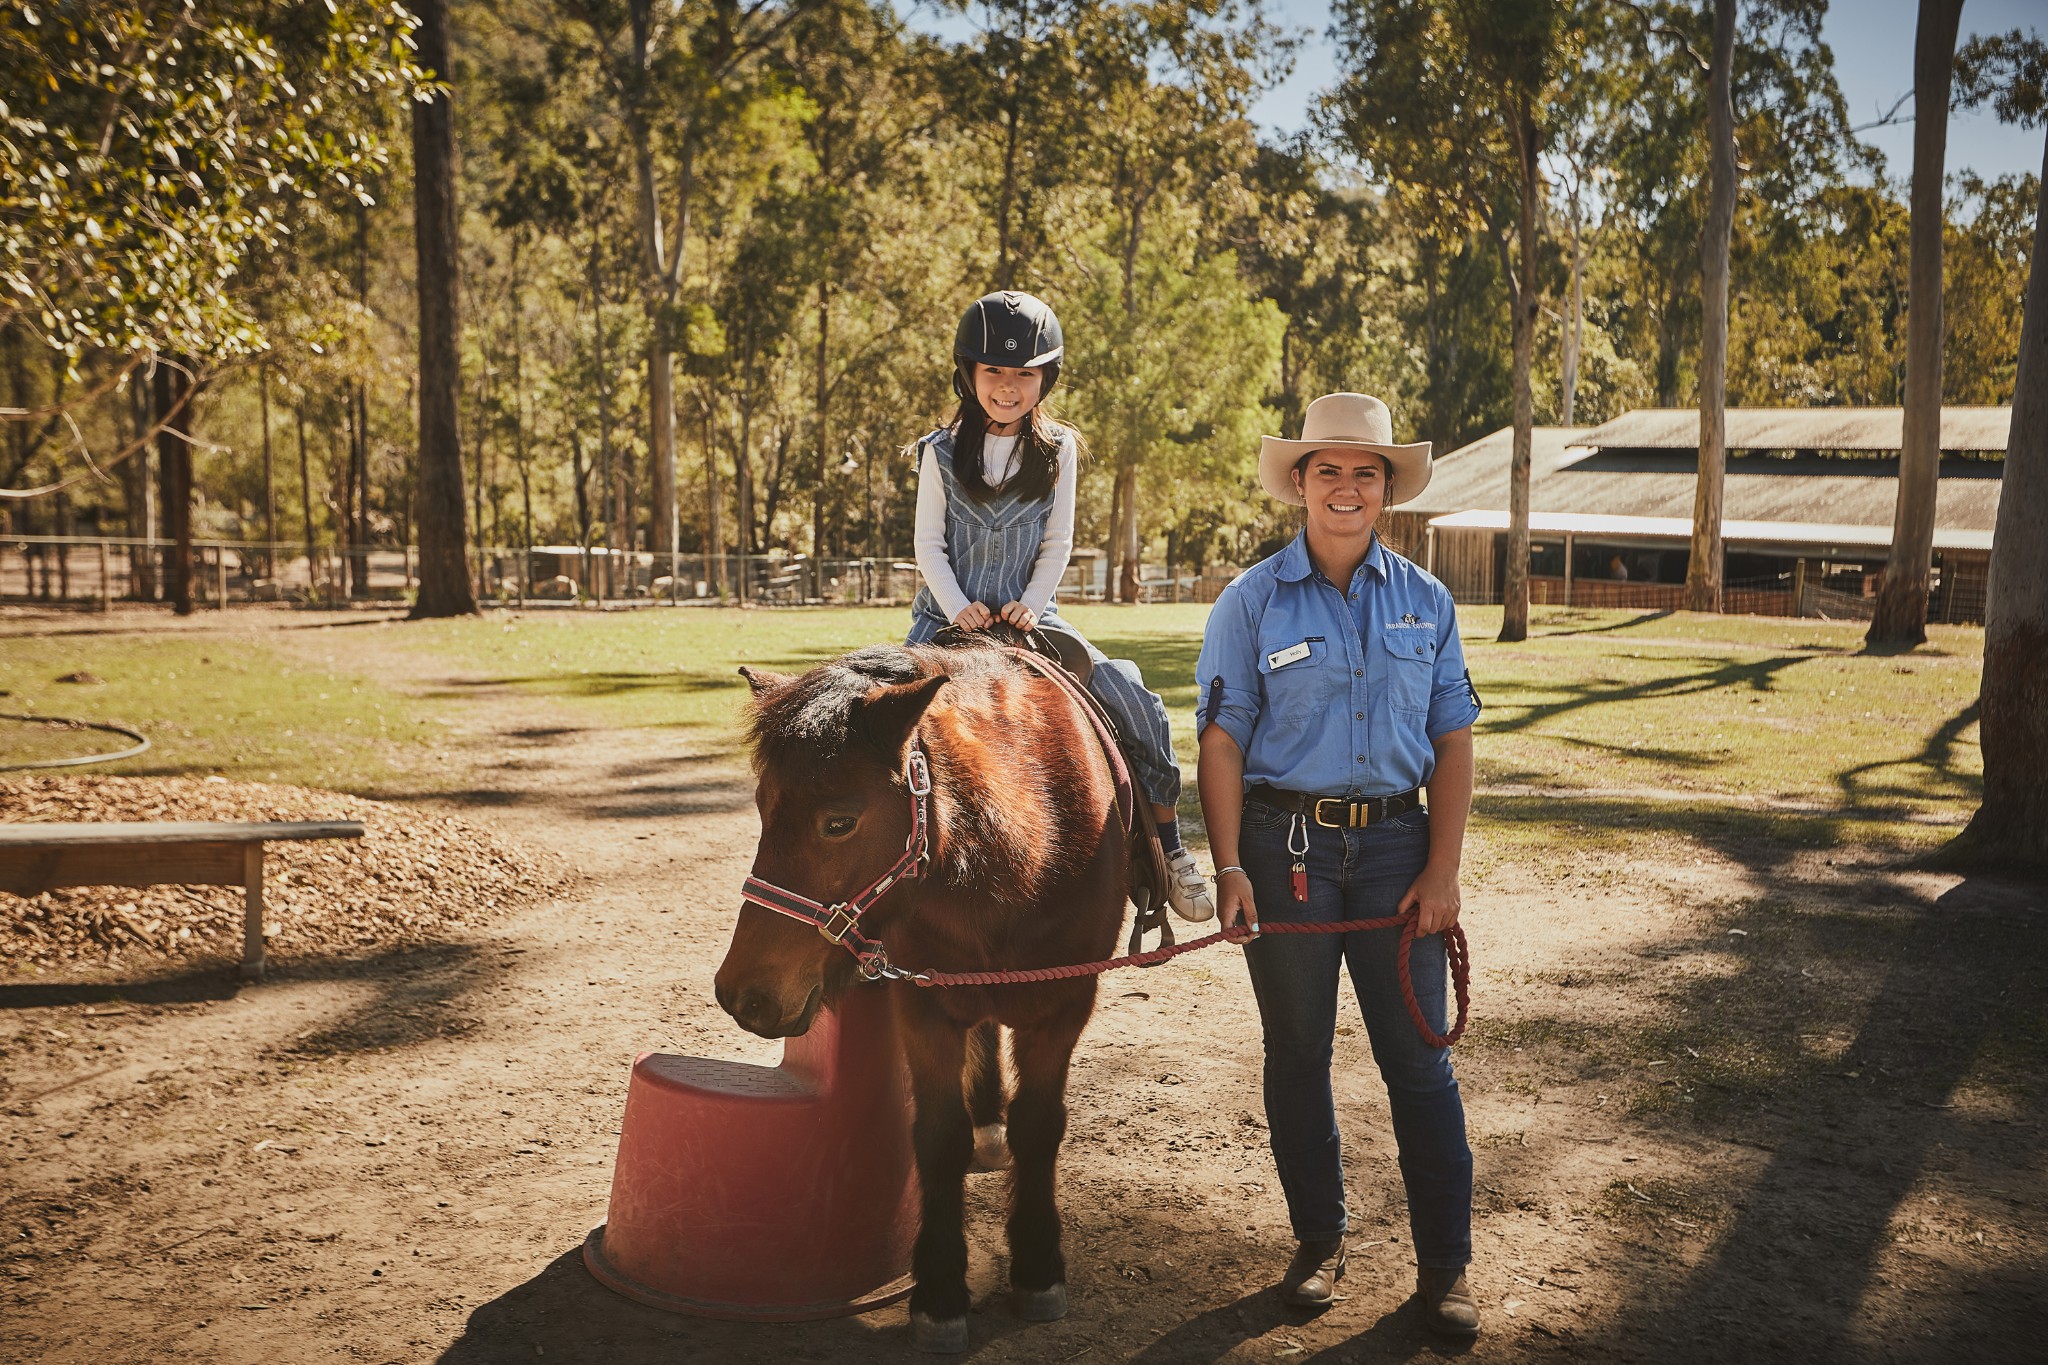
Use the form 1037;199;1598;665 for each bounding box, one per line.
1276;531;1390;586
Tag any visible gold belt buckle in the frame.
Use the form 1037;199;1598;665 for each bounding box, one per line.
1312;797;1347;828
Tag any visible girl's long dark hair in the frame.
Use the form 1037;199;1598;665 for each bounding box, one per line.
949;383;1083;502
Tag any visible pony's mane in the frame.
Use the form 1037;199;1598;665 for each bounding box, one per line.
746;644;931;769
746;639;1088;902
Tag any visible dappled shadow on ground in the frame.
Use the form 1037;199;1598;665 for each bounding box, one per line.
0;942;515;1066
1834;699;1981;812
1526;609;1678;640
263;941;511;1060
1480;860;2047;1364
1482;653;1813;736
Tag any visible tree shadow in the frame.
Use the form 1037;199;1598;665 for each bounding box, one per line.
1479;863;2047;1363
1834;698;1982;811
1527;608;1678;639
1481;654;1812;736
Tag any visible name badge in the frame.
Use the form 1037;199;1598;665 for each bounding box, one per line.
1266;641;1312;669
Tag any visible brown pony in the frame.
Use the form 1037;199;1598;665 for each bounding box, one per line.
715;641;1135;1353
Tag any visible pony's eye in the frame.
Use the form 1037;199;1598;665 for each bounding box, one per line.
822;816;857;839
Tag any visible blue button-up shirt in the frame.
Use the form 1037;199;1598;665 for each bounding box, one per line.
1196;532;1481;795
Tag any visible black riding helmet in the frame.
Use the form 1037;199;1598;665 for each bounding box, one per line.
952;291;1064;401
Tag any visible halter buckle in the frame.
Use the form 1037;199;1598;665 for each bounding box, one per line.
906;745;932;797
819;905;858;944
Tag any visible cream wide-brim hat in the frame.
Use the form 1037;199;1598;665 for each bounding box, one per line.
1259;392;1433;506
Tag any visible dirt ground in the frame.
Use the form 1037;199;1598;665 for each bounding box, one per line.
3;613;2044;1364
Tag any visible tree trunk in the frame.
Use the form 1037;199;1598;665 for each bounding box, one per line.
591;231;617;599
1686;0;1738;614
702;394;722;596
1870;0;1965;647
347;384;369;598
123;367;155;599
1947;132;2048;869
154;362;194;616
628;0;687;580
297;404;317;597
814;277;830;558
408;0;477;618
1562;186;1583;430
511;228;531;599
1499;96;1540;644
1119;463;1141;603
259;363;275;578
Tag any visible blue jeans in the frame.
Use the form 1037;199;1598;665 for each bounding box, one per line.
1239;799;1473;1269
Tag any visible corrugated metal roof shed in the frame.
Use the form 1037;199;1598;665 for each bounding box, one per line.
1405;421;2002;532
1573;406;2011;452
1427;508;1994;554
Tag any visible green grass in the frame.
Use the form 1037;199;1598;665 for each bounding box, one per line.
3;603;1986;848
1454;606;1981;835
0;633;447;792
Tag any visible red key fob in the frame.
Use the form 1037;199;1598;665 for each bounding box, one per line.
1291;859;1309;903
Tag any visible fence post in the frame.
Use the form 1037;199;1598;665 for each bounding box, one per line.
215;545;228;610
97;541;110;612
1792;559;1808;617
1563;533;1574;607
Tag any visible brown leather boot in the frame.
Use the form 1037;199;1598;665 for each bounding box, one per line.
1416;1265;1481;1337
1280;1239;1346;1308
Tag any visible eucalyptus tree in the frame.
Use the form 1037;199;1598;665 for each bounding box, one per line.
1955;139;2048;868
1079;0;1280;598
1326;0;1586;643
1869;0;1968;648
1947;28;2047;866
412;0;479;617
1;0;423;612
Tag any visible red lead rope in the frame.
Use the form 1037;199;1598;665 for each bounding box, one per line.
909;912;1470;1050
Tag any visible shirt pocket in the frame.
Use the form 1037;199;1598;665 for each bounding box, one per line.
1258;636;1336;728
1381;623;1437;716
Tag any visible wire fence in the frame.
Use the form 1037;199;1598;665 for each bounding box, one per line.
0;535;1986;624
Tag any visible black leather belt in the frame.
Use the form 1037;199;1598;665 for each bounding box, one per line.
1248;785;1423;828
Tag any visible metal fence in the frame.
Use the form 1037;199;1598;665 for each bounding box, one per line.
0;534;1987;624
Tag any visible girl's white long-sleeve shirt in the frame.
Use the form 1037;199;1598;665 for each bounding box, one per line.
913;431;1078;622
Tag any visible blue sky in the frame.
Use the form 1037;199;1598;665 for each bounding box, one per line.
902;0;2045;185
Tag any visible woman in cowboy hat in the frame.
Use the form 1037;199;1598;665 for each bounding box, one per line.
1195;392;1482;1336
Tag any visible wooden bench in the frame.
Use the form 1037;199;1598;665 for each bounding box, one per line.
0;821;366;980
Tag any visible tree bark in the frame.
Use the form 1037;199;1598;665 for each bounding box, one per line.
154;362;194;616
1499;94;1540;644
1118;463;1141;603
1948;132;2048;869
628;0;686;579
1870;0;1966;647
408;0;477;618
297;403;317;598
590;229;616;599
1687;0;1738;614
815;277;830;558
259;363;275;578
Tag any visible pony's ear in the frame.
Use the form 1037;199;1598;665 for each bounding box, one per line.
739;666;794;697
858;675;948;756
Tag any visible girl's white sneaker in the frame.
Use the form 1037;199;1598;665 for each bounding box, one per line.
1165;848;1216;922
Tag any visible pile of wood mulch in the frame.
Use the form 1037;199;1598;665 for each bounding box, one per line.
1;776;575;975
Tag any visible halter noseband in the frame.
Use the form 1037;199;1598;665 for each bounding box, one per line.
738;739;933;982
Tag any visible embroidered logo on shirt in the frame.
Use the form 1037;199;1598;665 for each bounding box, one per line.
1401;612;1420;624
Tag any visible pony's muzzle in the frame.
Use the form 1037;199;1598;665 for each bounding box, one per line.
719;980;822;1039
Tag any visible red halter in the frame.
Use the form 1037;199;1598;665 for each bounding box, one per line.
738;739;933;981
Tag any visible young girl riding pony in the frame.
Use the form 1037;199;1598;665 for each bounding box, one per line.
907;290;1213;924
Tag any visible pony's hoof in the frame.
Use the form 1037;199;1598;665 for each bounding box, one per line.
971;1123;1011;1172
911;1311;970;1354
1012;1283;1069;1321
